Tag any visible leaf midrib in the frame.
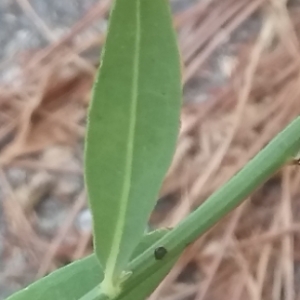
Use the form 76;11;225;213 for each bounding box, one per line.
104;0;141;281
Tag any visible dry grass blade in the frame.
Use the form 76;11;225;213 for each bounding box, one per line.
280;169;294;300
0;169;46;261
195;204;246;300
36;191;86;278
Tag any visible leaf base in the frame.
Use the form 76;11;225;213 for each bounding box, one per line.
100;276;122;299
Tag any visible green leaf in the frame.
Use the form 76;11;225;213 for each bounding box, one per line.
118;230;179;300
80;257;177;300
80;229;179;300
85;0;181;294
78;257;178;300
117;258;177;300
6;230;171;300
6;256;102;300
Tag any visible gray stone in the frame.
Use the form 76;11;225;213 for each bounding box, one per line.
35;196;68;236
75;208;92;233
6;168;28;188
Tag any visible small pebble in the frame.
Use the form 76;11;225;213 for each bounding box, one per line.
35;197;67;236
75;208;92;233
6;168;27;188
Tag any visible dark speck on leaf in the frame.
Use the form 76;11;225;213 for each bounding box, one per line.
154;246;168;260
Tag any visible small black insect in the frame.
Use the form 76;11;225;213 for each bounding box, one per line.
154;246;168;260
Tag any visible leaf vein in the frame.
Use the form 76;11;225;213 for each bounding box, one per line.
104;0;141;282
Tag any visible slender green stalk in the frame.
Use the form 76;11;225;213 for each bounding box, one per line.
82;116;300;300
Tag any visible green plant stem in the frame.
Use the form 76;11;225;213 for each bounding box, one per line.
81;116;300;300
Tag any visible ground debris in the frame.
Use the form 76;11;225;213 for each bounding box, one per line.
2;0;300;299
